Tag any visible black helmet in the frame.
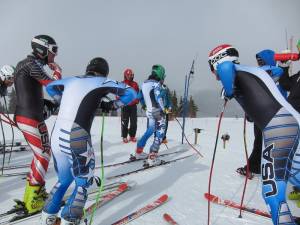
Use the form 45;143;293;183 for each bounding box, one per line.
31;35;58;59
86;57;109;77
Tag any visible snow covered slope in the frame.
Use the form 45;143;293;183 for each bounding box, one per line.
0;116;298;225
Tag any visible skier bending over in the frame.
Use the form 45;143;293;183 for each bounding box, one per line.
41;57;136;225
208;44;300;225
132;65;168;167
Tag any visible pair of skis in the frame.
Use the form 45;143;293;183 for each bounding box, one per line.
0;181;127;224
0;151;194;178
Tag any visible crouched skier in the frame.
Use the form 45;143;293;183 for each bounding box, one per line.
208;44;300;225
40;57;136;225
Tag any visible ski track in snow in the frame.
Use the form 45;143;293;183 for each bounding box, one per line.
0;116;299;225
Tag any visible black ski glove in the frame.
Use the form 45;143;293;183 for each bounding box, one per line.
100;101;116;113
43;99;59;120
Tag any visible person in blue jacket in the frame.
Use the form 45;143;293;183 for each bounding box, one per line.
160;81;172;143
40;57;136;225
236;49;286;178
208;44;300;225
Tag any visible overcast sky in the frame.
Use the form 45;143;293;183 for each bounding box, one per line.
1;0;300;116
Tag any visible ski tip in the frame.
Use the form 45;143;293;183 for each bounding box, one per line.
159;194;169;202
204;193;218;202
163;213;171;219
119;183;128;190
163;213;178;224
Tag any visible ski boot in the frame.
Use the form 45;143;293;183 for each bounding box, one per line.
236;167;254;179
24;181;48;214
59;217;81;225
122;138;129;143
143;152;164;168
129;136;137;142
130;147;148;161
40;211;58;225
8;180;31;214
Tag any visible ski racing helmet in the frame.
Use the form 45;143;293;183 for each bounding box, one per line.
0;65;15;81
151;64;166;80
208;44;239;72
124;68;134;80
31;35;58;59
86;57;109;77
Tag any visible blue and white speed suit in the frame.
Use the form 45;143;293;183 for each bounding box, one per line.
217;61;300;225
43;75;136;222
137;79;166;153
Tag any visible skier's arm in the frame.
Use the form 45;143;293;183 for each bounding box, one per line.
217;61;237;99
278;67;299;91
113;85;137;108
137;90;145;107
154;84;165;111
46;79;66;103
30;62;55;86
261;65;283;83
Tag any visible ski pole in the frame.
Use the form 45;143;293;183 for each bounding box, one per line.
207;100;227;225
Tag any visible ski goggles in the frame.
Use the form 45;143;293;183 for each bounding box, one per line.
48;44;58;55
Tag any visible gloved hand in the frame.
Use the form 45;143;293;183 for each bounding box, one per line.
277;49;292;68
48;62;62;80
163;108;172;114
141;105;147;111
100;101;115;113
43;99;59;120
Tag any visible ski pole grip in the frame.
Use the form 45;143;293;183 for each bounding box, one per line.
274;53;300;61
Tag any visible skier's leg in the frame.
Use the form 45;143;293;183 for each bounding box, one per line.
137;117;155;150
262;108;299;225
15;116;51;186
15;116;51;213
60;124;95;223
248;123;263;173
129;105;137;139
150;115;166;153
121;106;130;139
162;114;169;142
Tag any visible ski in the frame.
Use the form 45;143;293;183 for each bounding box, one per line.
163;213;179;225
0;171;28;177
0;147;29;155
0;182;128;224
111;194;169;225
204;193;271;218
107;154;195;180
97;149;188;169
0;163;31;171
84;182;130;217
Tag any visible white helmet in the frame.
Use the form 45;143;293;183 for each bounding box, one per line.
0;65;15;81
208;44;239;72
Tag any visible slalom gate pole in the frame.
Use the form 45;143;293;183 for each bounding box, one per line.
0;114;6;175
207;100;227;225
3;96;15;164
174;117;203;157
238;115;250;218
85;113;105;225
0;112;16;127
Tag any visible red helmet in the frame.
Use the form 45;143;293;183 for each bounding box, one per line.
124;68;134;80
